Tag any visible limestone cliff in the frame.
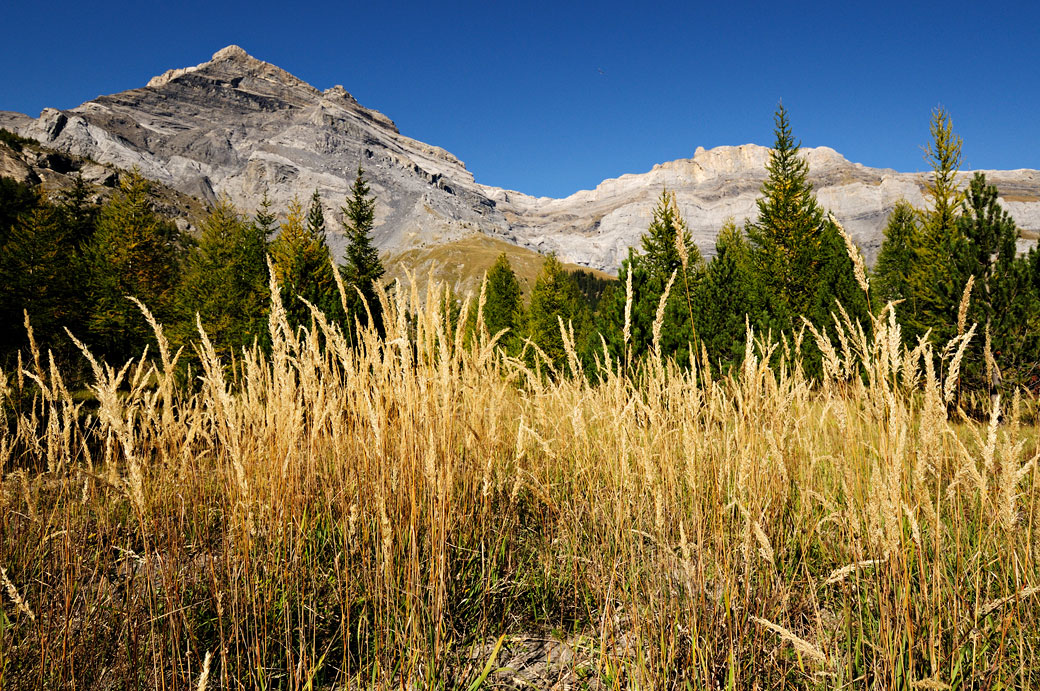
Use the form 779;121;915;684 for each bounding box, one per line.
5;46;1039;273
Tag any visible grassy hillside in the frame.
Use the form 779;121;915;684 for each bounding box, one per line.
384;234;616;301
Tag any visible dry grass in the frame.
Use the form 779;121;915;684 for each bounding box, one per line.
1;277;1039;689
383;234;613;300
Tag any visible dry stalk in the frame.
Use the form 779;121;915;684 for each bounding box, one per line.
751;615;827;666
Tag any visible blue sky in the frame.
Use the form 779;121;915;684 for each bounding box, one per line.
2;0;1037;198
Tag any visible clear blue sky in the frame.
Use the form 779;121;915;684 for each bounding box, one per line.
2;0;1037;198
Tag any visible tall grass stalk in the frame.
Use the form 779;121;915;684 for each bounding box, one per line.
0;281;1038;689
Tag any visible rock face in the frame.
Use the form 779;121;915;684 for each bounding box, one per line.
5;46;1040;273
0;133;206;220
485;145;1040;269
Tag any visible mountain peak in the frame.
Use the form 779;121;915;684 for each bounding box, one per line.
211;44;250;62
147;45;309;91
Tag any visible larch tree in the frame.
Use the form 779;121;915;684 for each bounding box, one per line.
177;197;270;356
0;200;81;358
745;104;869;375
270;195;341;333
746;104;828;330
901;107;965;344
85;171;183;361
526;253;592;375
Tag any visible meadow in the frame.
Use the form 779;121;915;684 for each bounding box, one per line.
1;272;1038;689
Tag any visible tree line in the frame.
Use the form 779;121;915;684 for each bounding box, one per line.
475;105;1040;399
2;106;1039;398
0;166;385;372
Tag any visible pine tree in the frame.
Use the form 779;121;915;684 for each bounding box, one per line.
693;221;759;372
85;171;183;361
306;188;327;237
1019;246;1040;390
954;173;1036;390
598;190;703;364
873;201;918;307
476;253;524;353
270;196;341;333
746;104;827;330
340;167;385;335
526;253;592;375
177;197;270;356
0;200;81;358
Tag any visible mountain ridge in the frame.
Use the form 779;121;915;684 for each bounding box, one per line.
3;45;1039;273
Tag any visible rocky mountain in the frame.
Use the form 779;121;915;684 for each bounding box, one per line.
0;129;206;224
3;45;1039;274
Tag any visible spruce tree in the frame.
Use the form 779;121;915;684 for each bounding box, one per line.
746;104;827;330
340;167;385;335
476;253;524;353
526;253;592;374
693;221;759;372
85;171;183;361
177;197;270;356
598;190;703;364
873;201;918;307
270;196;341;333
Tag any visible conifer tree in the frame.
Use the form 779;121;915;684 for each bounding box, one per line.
746;104;827;330
306;188;327;237
340;167;385;335
178;197;270;356
693;221;759;371
0;201;80;358
0;177;37;246
954;173;1037;390
85;171;183;361
254;191;278;241
811;217;871;329
58;174;99;247
743;105;870;376
270;196;341;333
475;253;524;353
1020;246;1040;389
599;190;703;364
901;107;965;344
873;201;918;307
526;253;592;374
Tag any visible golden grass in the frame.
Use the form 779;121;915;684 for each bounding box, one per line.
383;234;613;300
1;279;1039;689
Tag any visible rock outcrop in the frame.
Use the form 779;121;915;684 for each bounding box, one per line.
5;46;1039;273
